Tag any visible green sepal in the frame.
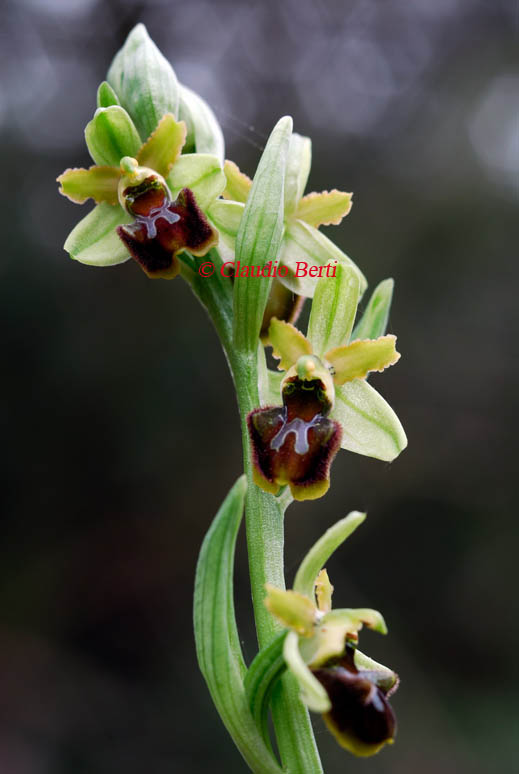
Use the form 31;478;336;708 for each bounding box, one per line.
333;380;407;462
85;106;142;167
307;264;360;356
353;649;399;694
97;81;120;108
64;202;132;266
244;632;287;749
194;476;283;774
107;23;180;141
284;133;311;215
233;115;293;353
293;512;366;600
178;84;224;164
167;153;226;210
283;631;331;713
207;199;243;237
280;219;367;298
352;278;394;341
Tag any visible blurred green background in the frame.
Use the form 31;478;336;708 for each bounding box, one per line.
1;0;517;771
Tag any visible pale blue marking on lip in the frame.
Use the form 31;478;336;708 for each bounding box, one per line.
270;414;322;455
136;203;180;239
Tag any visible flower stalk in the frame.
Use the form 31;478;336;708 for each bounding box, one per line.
56;23;406;773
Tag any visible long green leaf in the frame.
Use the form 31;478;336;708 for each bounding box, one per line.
107;23;179;141
244;632;287;749
194;476;283;774
233;116;293;353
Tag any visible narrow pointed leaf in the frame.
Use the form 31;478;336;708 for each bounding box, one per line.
293;512;366;599
178;84;224;163
269;318;312;371
283;631;331;713
64;202;132;266
85;106;142;167
280;219;367;298
107;23;180;141
137;113;186;177
333;379;407;461
326;335;400;386
57;166;120;205
194;476;283;774
168;154;226;210
352;278;394;341
244;632;287;748
295;190;352;227
233;116;293;352
97;81;120;108
223;160;252;203
307;264;360;356
284;133;311;215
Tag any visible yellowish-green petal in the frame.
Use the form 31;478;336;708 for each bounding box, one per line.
315;569;333;613
295;189;352;227
269;318;312;371
323;608;387;635
137;113;187;177
223;159;252;203
264;585;317;637
57;166;121;205
326;335;400;386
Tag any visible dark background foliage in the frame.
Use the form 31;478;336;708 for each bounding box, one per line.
1;0;517;771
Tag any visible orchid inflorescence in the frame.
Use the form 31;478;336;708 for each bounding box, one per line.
57;24;407;774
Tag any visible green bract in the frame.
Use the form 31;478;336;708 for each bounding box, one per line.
194;476;284;774
107;23;180;141
233;116;293;353
207;131;366;299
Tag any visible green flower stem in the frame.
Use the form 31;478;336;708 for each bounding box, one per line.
184;257;322;773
